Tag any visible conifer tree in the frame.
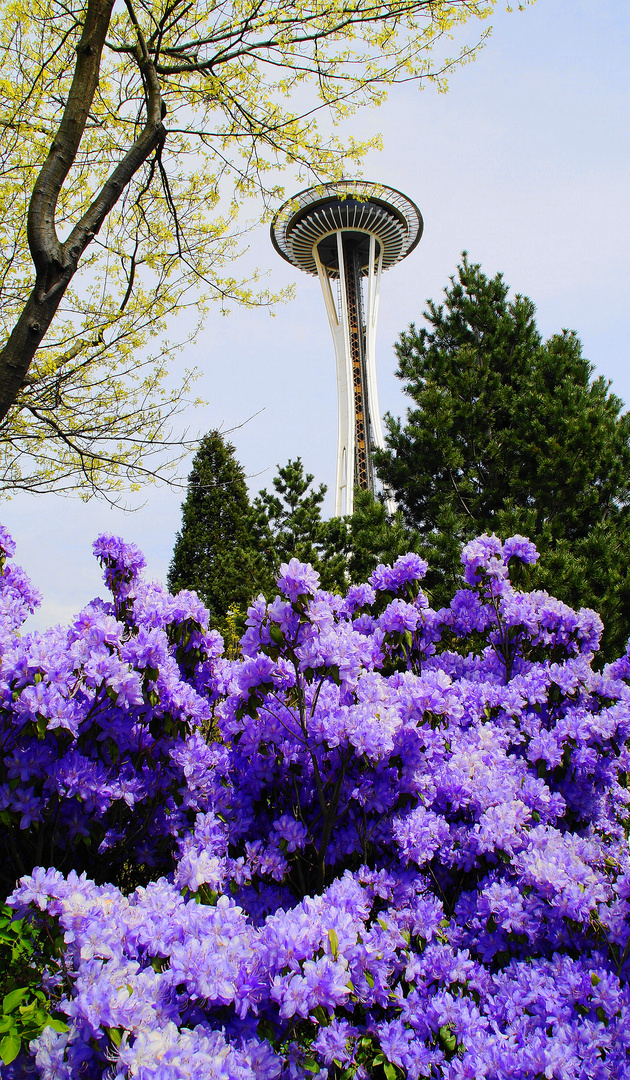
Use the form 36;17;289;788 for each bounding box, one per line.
170;450;353;625
346;490;420;586
251;459;348;594
375;256;630;656
168;432;265;624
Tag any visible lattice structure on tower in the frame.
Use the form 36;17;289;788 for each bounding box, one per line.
271;181;422;516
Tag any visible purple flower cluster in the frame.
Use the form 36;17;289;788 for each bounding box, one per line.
2;527;630;1078
0;529;226;890
461;532;538;591
370;552;428;596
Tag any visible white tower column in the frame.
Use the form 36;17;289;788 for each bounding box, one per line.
314;237;355;516
314;232;390;516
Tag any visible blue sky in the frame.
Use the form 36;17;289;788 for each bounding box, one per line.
3;0;629;629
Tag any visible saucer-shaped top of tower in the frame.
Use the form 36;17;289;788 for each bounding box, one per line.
271;180;422;278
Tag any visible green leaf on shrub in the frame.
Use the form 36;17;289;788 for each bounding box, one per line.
2;987;29;1013
0;1031;21;1065
438;1024;458;1054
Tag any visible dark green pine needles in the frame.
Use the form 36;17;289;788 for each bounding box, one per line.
169;444;350;625
168;431;266;626
375;255;630;659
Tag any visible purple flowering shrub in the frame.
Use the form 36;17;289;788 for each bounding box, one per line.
0;531;225;894
2;530;630;1078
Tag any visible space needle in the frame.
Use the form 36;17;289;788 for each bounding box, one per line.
271;180;422;516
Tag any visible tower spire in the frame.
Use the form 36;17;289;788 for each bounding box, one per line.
271;181;422;516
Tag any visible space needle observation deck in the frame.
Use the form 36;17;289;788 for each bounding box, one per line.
271;180;422;516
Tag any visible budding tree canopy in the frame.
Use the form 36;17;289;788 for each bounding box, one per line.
0;0;499;498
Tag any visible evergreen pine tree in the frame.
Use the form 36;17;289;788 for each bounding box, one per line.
346;489;420;585
251;459;348;594
250;469;424;597
168;432;265;625
375;256;630;656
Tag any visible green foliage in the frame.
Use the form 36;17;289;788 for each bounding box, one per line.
169;441;432;621
375;255;630;657
251;465;424;597
169;448;356;623
251;459;348;595
168;431;269;628
346;489;421;587
0;905;68;1065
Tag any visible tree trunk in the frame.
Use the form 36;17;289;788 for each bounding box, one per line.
0;0;165;423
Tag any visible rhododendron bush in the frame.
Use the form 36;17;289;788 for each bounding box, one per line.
0;525;629;1078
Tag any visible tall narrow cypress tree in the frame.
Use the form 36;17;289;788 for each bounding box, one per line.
168;431;264;624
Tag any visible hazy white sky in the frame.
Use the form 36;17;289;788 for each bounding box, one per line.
2;0;629;629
